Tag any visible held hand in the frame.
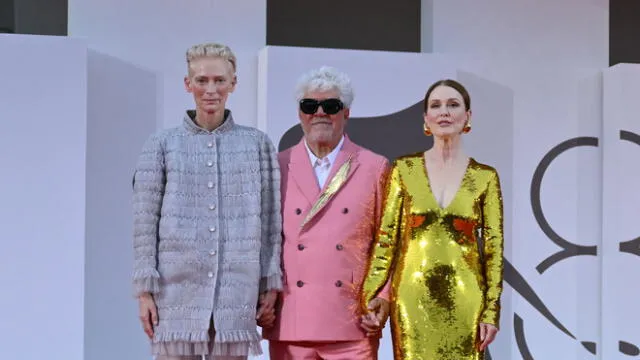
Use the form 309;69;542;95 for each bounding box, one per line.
478;322;499;351
359;297;390;337
256;290;278;328
258;290;278;312
138;292;158;340
256;305;276;328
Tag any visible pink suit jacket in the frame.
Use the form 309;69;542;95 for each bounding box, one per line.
263;136;389;342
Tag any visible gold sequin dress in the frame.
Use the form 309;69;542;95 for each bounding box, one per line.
362;154;504;360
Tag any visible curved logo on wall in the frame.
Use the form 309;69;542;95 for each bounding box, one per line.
279;104;640;359
522;130;640;358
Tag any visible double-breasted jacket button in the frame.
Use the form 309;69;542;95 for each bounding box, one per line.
335;280;343;287
297;244;305;251
342;208;349;214
295;208;302;215
296;280;304;287
336;244;344;251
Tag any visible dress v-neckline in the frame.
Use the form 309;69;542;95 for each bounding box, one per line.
421;155;473;211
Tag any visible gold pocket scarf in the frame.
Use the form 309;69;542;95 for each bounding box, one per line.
300;155;353;229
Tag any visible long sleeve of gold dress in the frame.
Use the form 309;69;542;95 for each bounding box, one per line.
361;153;504;360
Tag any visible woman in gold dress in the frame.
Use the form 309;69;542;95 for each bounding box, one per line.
360;79;504;359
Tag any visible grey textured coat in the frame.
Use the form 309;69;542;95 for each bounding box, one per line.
132;110;283;356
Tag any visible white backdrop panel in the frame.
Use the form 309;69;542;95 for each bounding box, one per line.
257;46;460;143
486;66;603;360
0;34;88;360
84;50;160;360
602;64;640;359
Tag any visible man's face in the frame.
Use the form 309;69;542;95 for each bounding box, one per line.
298;89;349;148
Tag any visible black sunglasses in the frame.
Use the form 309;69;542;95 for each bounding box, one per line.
299;98;344;115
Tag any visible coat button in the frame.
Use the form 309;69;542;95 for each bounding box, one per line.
295;208;302;215
298;244;305;251
296;280;304;287
335;280;343;287
342;208;349;214
336;244;343;251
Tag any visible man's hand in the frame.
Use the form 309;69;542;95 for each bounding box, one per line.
256;290;278;328
138;292;158;339
360;297;390;337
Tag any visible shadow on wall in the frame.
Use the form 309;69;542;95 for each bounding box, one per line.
278;100;433;161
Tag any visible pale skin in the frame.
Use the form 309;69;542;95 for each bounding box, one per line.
138;56;277;339
299;89;349;158
360;85;498;351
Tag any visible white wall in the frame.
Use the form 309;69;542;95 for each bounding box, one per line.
258;46;459;140
602;64;640;359
68;0;267;129
425;0;608;69
0;34;88;360
84;50;160;360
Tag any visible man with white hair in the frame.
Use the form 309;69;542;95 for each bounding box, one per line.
261;66;389;359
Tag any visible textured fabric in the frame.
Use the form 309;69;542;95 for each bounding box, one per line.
361;154;505;360
304;135;345;188
269;338;379;360
262;136;389;342
132;110;283;356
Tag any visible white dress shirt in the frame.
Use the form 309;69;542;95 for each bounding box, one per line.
304;136;345;189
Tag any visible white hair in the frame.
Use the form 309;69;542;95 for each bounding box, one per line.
295;66;354;108
186;43;237;73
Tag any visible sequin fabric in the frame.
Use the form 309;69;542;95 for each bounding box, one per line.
361;153;505;360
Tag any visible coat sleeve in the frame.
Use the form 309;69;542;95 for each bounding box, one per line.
361;160;404;308
258;133;284;292
479;169;505;327
131;133;165;297
371;158;393;301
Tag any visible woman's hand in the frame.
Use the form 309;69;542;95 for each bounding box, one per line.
478;322;499;351
360;297;390;337
138;292;158;339
256;290;278;328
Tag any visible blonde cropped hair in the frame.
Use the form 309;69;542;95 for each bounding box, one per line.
186;43;237;73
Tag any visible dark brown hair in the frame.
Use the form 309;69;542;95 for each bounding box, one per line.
423;79;471;113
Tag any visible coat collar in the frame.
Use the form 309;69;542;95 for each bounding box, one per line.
288;135;361;219
183;109;235;134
